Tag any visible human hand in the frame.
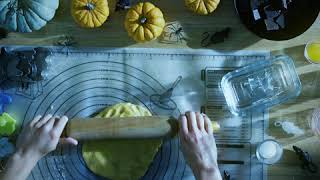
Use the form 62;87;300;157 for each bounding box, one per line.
16;115;78;161
179;112;222;180
0;115;78;180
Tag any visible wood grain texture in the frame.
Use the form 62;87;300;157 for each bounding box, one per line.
269;46;320;178
0;0;319;51
0;0;319;179
66;116;178;140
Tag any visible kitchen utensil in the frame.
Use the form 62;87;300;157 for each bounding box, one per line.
221;55;301;116
65;116;178;140
65;116;220;140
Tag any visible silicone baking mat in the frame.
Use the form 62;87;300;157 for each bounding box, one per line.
1;47;270;180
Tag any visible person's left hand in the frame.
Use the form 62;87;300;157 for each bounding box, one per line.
0;115;78;180
16;115;78;161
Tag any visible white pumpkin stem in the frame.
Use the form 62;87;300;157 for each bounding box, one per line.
85;3;95;10
139;17;147;24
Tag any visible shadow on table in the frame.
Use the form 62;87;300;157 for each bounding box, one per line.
6;0;262;49
268;45;320;144
179;1;261;50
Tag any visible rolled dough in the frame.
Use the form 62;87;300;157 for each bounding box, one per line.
82;103;162;180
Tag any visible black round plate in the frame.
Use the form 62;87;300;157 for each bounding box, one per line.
235;0;320;41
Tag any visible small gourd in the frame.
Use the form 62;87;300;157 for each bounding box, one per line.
185;0;220;15
124;2;165;43
71;0;110;28
0;0;59;32
0;113;16;136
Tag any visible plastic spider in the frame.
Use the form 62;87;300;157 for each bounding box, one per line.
54;35;77;55
160;22;187;44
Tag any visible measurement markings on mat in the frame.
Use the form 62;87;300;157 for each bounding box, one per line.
203;68;252;141
4;48;269;180
217;143;252;178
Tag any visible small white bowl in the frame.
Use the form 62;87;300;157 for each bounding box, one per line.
256;139;283;165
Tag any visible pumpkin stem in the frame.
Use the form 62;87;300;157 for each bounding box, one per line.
85;3;95;11
139;17;147;24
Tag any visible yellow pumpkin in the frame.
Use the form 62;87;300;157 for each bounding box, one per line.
124;2;165;43
185;0;220;15
71;0;110;28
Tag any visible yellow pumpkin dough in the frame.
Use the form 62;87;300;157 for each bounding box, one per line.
82;103;162;180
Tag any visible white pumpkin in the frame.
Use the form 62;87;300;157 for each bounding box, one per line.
0;0;59;32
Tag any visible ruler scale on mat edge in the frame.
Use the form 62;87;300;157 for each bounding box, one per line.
203;65;267;179
0;47;268;180
204;68;252;141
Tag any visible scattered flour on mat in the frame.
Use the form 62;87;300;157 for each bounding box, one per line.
275;120;304;136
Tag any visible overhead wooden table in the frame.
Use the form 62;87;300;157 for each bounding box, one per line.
1;0;319;179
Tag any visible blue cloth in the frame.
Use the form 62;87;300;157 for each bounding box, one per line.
0;93;12;114
0;137;15;158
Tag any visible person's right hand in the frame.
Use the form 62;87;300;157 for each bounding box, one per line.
179;112;222;180
16;115;78;161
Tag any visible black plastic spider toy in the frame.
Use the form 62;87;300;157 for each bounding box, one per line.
168;25;184;42
161;22;187;44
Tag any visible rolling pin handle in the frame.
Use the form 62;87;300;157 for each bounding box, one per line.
64;116;180;140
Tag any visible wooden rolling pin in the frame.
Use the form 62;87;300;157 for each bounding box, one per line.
64;116;220;141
